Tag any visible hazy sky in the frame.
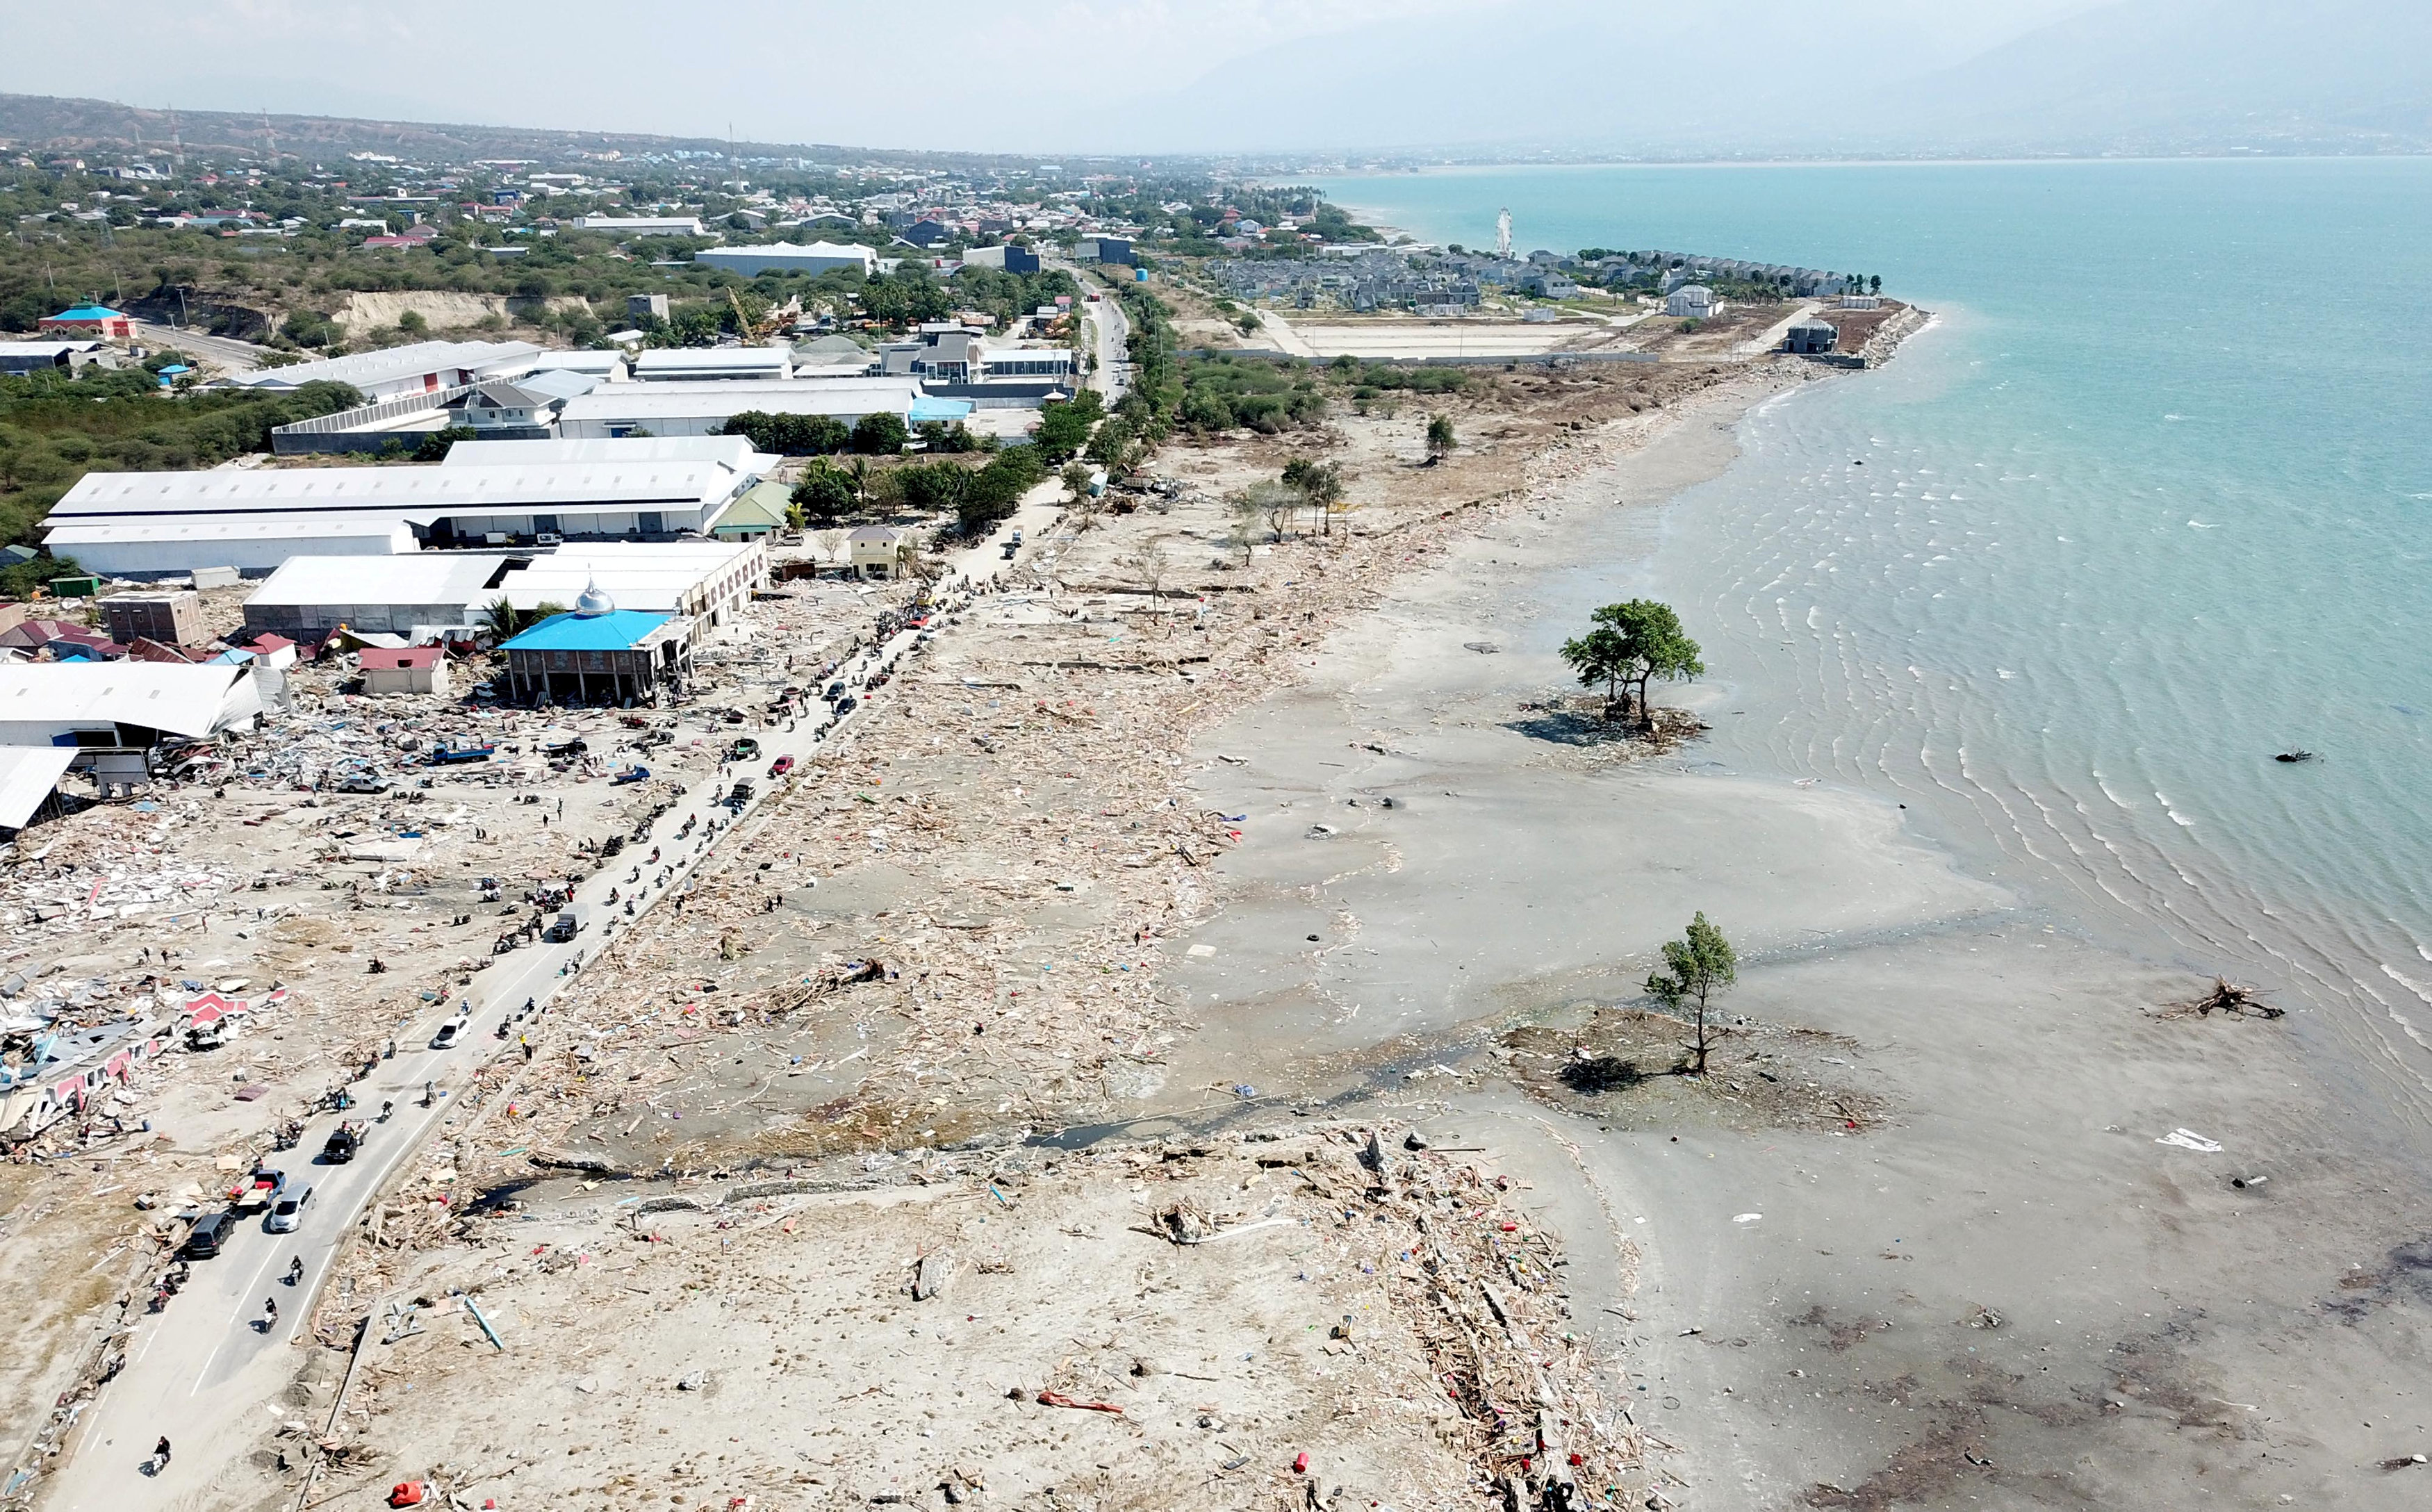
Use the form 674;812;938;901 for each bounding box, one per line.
0;0;2119;153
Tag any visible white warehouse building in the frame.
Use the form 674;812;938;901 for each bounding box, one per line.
44;454;762;577
693;242;878;278
222;340;543;402
555;378;922;440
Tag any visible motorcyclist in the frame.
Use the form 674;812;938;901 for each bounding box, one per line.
381;1101;393;1121
287;1256;304;1286
263;1297;278;1325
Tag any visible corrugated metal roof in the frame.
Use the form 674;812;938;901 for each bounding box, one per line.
0;746;79;829
48;461;746;519
244;552;523;607
0;664;252;739
440;436;769;472
493;542;755;613
559;378;917;423
223;339;540;391
501;609;675;651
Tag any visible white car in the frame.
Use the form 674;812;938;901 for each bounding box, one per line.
265;1186;313;1233
429;1017;470;1050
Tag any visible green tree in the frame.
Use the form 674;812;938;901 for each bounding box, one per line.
1060;461;1096;505
1559;625;1633;718
1033;399;1093;463
1643;912;1736;1075
1281;457;1345;535
790;462;857;523
1584;600;1704;732
1425;413;1456;457
895;461;968;513
849;411;910;455
478;596;564;640
413;425;477;462
1240;479;1301;541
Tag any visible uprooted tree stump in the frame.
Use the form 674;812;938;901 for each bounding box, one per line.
2170;976;2285;1020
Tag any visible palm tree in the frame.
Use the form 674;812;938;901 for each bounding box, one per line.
479;597;522;642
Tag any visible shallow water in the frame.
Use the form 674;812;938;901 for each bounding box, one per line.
1314;158;2432;1129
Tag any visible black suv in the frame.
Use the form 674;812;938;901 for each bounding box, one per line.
181;1211;235;1259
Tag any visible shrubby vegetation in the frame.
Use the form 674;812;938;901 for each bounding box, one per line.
0;365;362;544
1177;355;1326;434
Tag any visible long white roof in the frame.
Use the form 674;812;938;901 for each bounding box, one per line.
49;461;749;523
493;542;757;613
440;436;772;473
0;664;256;741
558;377;917;424
244;552;525;608
46;514;420;552
634;347;791;377
695;241;876;268
222;340;540;391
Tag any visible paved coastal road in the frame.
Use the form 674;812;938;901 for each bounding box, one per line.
126;320;268;377
40;487;1065;1511
1088;289;1130;400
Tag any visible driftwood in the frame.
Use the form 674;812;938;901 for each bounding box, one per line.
2166;976;2285;1020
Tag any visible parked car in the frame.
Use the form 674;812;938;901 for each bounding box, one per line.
768;755;795;778
181;1211;235;1259
728;737;761;762
265;1185;314;1233
728;780;756;807
824;682;846;702
836;696;858;715
429;1016;469;1050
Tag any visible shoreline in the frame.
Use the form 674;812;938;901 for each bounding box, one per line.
1174;359;2432;1506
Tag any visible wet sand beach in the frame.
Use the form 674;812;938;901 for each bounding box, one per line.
1166;382;2432;1508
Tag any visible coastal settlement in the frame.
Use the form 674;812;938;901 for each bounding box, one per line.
0;132;1921;1512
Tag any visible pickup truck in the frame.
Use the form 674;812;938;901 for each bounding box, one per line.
229;1167;287;1214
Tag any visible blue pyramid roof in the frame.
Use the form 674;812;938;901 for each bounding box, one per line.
50;304;125;321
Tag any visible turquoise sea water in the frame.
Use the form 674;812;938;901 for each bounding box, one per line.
1311;160;2432;1121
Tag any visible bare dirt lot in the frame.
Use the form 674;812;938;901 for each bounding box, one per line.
288;1121;1648;1512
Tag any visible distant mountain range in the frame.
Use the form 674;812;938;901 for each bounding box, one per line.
0;94;1082;172
1125;0;2432;158
3;0;2424;165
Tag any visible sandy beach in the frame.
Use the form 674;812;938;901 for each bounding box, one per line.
1165;380;2432;1507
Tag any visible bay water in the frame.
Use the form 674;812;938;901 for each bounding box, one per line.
1311;159;2432;1126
